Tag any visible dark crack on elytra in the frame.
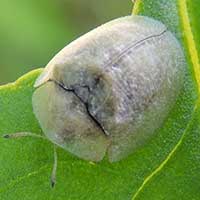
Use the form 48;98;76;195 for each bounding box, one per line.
104;28;168;71
49;79;109;137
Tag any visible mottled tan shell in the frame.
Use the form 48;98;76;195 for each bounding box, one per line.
32;15;185;162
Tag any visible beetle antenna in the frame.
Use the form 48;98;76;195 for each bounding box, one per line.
51;145;58;188
3;132;46;140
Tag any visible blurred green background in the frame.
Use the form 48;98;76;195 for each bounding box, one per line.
0;0;132;85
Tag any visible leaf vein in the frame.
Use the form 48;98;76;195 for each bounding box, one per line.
131;104;197;200
0;164;50;193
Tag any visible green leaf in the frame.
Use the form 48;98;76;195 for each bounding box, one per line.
0;0;199;199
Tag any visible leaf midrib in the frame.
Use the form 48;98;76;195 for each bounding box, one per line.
179;0;200;92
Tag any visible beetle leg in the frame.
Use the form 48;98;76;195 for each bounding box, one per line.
50;144;58;188
3;132;58;188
